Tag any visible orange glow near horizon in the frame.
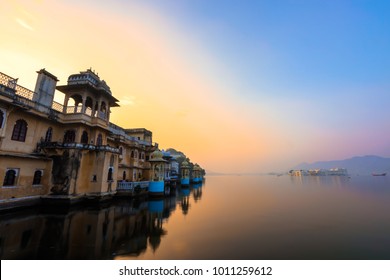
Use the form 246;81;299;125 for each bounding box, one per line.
1;0;282;173
3;0;388;173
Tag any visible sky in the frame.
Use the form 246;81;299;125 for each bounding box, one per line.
1;0;390;173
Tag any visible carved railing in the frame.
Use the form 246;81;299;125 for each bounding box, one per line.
0;72;17;90
108;122;153;147
0;72;36;100
51;101;64;112
38;141;121;153
63;105;107;120
15;84;35;100
116;181;149;195
66;106;83;114
85;107;92;116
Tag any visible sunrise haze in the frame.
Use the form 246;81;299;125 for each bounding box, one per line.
2;0;390;173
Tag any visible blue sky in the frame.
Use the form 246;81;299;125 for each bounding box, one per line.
158;1;389;84
135;0;390;112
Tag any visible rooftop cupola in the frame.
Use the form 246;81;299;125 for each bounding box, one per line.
193;164;201;171
149;149;165;162
67;69;113;96
56;69;119;124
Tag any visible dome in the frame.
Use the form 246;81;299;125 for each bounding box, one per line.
193;164;201;171
67;69;112;95
149;149;165;161
181;160;190;168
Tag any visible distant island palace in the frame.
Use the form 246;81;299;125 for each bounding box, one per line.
0;69;204;211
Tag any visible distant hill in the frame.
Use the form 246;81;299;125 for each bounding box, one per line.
293;155;390;175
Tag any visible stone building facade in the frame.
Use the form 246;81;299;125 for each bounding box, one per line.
0;69;158;209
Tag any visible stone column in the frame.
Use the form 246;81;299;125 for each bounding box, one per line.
63;95;70;113
81;94;87;114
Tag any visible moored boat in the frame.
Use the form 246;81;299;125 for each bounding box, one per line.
372;173;387;176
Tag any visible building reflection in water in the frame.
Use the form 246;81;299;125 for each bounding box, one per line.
0;183;204;259
147;199;166;252
192;183;203;202
178;187;191;215
289;174;351;187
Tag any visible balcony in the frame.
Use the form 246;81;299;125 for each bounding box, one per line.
0;72;34;99
108;123;155;147
116;181;149;196
0;73;63;119
38;141;120;154
61;105;108;126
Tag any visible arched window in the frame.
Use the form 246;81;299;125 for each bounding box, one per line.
122;171;126;181
45;127;53;142
85;97;93;116
96;133;103;146
0;110;4;128
107;167;113;181
11;119;28;142
130;150;134;158
119;147;123;155
100;102;107;113
3;169;17;186
63;130;76;143
32;170;42;185
81;130;89;144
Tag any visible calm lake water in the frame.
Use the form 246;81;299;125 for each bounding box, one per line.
1;175;390;260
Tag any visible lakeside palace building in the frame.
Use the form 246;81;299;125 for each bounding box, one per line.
0;69;202;210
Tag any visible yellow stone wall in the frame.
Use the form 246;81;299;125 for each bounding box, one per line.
0;156;52;199
1;109;53;154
